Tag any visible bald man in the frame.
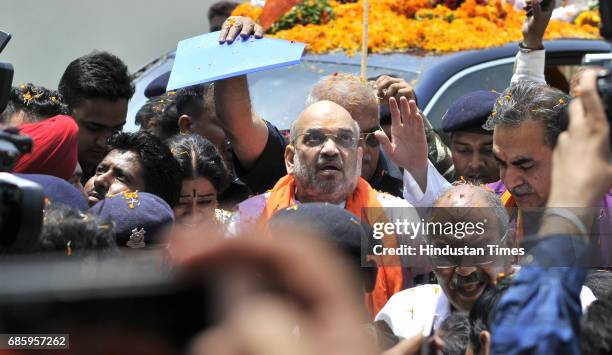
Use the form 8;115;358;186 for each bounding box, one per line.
375;183;596;340
233;100;427;316
215;18;439;198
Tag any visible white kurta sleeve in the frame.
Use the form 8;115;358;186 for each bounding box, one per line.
402;160;451;208
511;49;546;84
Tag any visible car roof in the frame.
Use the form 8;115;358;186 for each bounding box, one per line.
128;39;610;131
413;39;611;106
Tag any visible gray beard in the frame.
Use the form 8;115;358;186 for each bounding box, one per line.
293;154;360;199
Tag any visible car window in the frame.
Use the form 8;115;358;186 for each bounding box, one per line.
424;61;514;129
248;61;418;130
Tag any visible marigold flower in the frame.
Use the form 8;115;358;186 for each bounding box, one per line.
233;0;600;55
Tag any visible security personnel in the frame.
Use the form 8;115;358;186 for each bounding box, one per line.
441;91;500;184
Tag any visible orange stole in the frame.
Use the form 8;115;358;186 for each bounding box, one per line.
263;175;404;317
501;190;523;249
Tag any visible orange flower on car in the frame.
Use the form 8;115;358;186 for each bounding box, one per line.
232;0;600;54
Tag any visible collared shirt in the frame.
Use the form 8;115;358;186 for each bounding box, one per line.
402;160;452;208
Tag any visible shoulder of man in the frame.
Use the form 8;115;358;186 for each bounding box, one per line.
226;192;270;237
374;191;422;226
374;284;443;338
375;191;413;208
232;192;270;223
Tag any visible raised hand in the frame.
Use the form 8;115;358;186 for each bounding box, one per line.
522;0;554;49
375;97;428;191
374;75;417;104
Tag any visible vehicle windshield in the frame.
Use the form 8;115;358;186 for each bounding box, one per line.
248;61;418;129
127;55;419;131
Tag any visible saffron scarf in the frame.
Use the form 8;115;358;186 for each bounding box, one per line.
501;190;524;251
263;174;405;316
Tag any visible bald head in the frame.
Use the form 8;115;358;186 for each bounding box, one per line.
432;183;509;241
291;100;359;142
434;184;496;209
286;100;363;205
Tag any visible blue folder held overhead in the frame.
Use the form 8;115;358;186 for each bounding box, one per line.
167;31;306;91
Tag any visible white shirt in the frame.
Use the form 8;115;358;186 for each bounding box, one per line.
402;160;451;208
401;49;547;207
511;50;546;84
375;283;597;339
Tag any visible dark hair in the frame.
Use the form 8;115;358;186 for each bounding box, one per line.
135;93;180;140
58;51;135;110
175;84;214;119
0;83;67;123
584;269;612;299
208;1;239;31
468;276;513;354
581;291;612;355
36;204;117;255
167;134;230;193
484;81;570;148
436;312;470;355
107;131;182;207
134;99;158;127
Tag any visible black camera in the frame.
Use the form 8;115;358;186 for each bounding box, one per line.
581;2;612;128
582;53;612;119
0;30;44;252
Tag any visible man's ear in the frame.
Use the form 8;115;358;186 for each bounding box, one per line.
478;330;491;355
178;115;193;133
285;144;295;174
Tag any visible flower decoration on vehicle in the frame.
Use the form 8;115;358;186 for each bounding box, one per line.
232;0;600;54
268;0;335;33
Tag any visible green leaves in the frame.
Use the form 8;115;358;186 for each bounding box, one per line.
269;0;335;33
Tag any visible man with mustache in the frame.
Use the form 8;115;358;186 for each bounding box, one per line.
83;131;182;209
215;18;440;201
374;183;596;339
233;100;426;316
484;81;612;265
484;81;569;211
440;91;500;184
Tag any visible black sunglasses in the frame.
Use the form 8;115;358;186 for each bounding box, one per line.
360;127;382;148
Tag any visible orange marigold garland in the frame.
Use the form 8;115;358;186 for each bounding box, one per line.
232;0;600;54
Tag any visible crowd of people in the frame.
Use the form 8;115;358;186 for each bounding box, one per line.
0;0;611;354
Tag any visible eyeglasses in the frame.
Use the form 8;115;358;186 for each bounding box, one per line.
360;128;381;148
294;130;358;149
